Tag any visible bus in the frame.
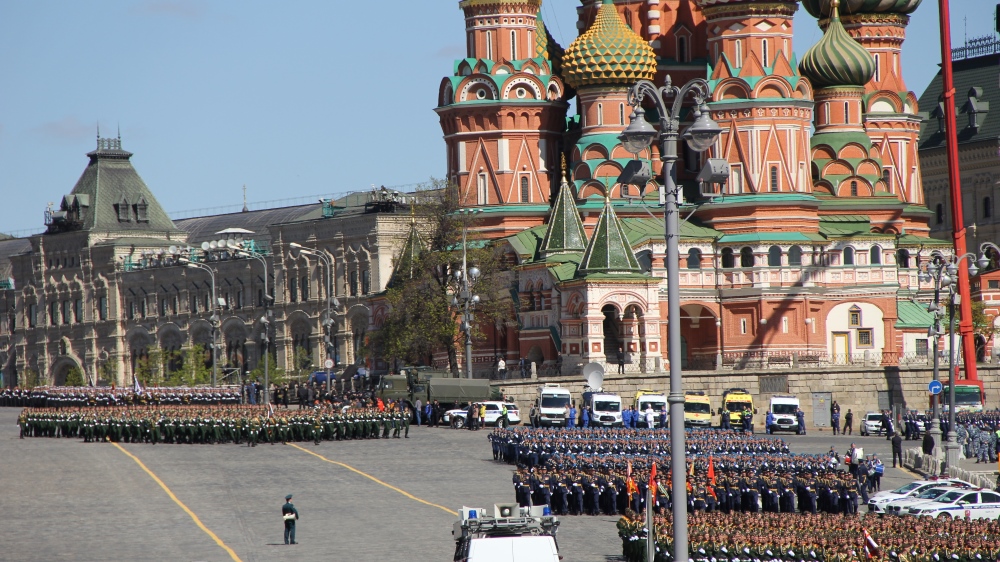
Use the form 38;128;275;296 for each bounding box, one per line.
939;380;986;414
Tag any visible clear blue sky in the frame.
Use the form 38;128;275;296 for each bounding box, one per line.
1;0;995;236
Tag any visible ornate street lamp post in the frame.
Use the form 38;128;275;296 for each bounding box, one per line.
290;243;336;392
621;75;722;562
181;260;220;388
451;208;482;379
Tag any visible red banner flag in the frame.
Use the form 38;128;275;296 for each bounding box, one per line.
862;528;880;559
708;455;716;486
649;462;657;488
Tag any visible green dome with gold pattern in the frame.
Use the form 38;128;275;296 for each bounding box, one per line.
799;0;875;88
562;0;657;90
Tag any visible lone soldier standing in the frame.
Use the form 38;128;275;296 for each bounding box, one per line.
282;494;299;545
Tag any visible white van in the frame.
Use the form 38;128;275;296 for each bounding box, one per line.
586;392;623;427
532;384;572;427
768;395;800;433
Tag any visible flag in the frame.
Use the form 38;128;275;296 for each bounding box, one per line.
708;455;717;486
689;460;695;477
133;376;143;395
862;528;880;559
649;462;657;488
626;461;638;499
268;403;275;419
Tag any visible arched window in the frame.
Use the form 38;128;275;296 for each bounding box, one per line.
521;176;530;203
936;203;944;224
985;197;993;219
896;249;911;268
874;53;881;83
788;246;803;266
740;247;754;268
850;180;858;197
882;168;891;192
289;277;298;303
619;103;625;125
678;35;688;63
768;246;782;267
301;275;309;301
844;102;850;123
843;246;855;265
762;39;769;65
721;248;735;268
361;270;371;294
349;270;358;296
735;40;743;65
510;30;517;60
870;245;882;265
687;248;702;269
597;103;604;126
486;30;493;60
770;166;779;192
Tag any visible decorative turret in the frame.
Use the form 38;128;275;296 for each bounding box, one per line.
562;0;656;90
539;166;587;258
577;196;640;275
799;0;875;89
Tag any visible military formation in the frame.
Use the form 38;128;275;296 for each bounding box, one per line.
16;404;410;445
491;428;888;518
953;413;1000;463
0;386;241;408
617;511;1000;562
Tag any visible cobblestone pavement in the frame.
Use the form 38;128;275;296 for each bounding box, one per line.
0;410;921;562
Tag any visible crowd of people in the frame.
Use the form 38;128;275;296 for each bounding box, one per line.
0;386;243;408
490;428;889;518
16;396;413;445
617;511;1000;562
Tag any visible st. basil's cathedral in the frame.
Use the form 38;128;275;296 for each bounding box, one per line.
429;0;942;375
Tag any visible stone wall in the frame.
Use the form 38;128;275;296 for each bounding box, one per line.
492;365;1000;429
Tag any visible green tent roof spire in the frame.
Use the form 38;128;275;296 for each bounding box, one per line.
577;195;641;275
539;166;587;258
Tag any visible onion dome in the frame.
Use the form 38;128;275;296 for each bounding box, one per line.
535;10;564;74
802;0;922;18
562;0;657;90
799;0;875;88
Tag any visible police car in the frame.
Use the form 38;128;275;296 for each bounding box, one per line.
906;489;1000;519
443;402;521;428
882;486;969;516
867;478;972;513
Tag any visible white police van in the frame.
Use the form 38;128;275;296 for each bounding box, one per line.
906;489;1000;519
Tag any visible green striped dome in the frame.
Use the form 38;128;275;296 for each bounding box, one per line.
562;0;656;89
802;0;922;18
799;1;875;88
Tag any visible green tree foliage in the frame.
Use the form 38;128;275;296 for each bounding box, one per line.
63;367;85;387
134;348;162;386
971;299;996;342
21;368;40;388
368;179;515;375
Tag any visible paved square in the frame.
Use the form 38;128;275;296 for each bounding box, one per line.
0;410;921;561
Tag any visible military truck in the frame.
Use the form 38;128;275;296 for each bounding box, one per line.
378;367;491;420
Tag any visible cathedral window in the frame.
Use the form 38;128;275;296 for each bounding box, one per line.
874;54;881;83
477;173;488;205
731;165;743;194
936;204;944;224
870;246;882;265
882;168;891;192
735;40;743;66
788;246;803;266
844;102;850;123
896;249;911;269
740;247;754;268
687;248;702;270
767;246;782;267
843;247;855;266
762;39;769;66
486;31;493;60
619;103;625;125
850;181;858;197
721;248;735;268
289;277;298;303
678;36;688;63
597;103;603;126
849;306;862;328
769;166;779;192
510;30;517;60
521;176;530;203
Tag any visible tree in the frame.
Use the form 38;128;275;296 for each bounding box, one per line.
971;299;996;342
64;367;85;387
367;179;516;375
134;348;162;387
20;368;40;388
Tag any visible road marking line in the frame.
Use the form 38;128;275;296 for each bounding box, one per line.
112;443;243;562
287;443;458;515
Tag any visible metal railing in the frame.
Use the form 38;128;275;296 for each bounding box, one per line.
952;35;1000;61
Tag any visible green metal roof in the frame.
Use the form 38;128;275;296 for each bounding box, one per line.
578;197;641;275
539;179;587;257
896;233;951;247
718;232;826;244
896;300;934;329
919;54;1000;150
505;224;548;259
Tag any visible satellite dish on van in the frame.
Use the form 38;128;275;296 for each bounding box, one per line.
582;362;605;390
